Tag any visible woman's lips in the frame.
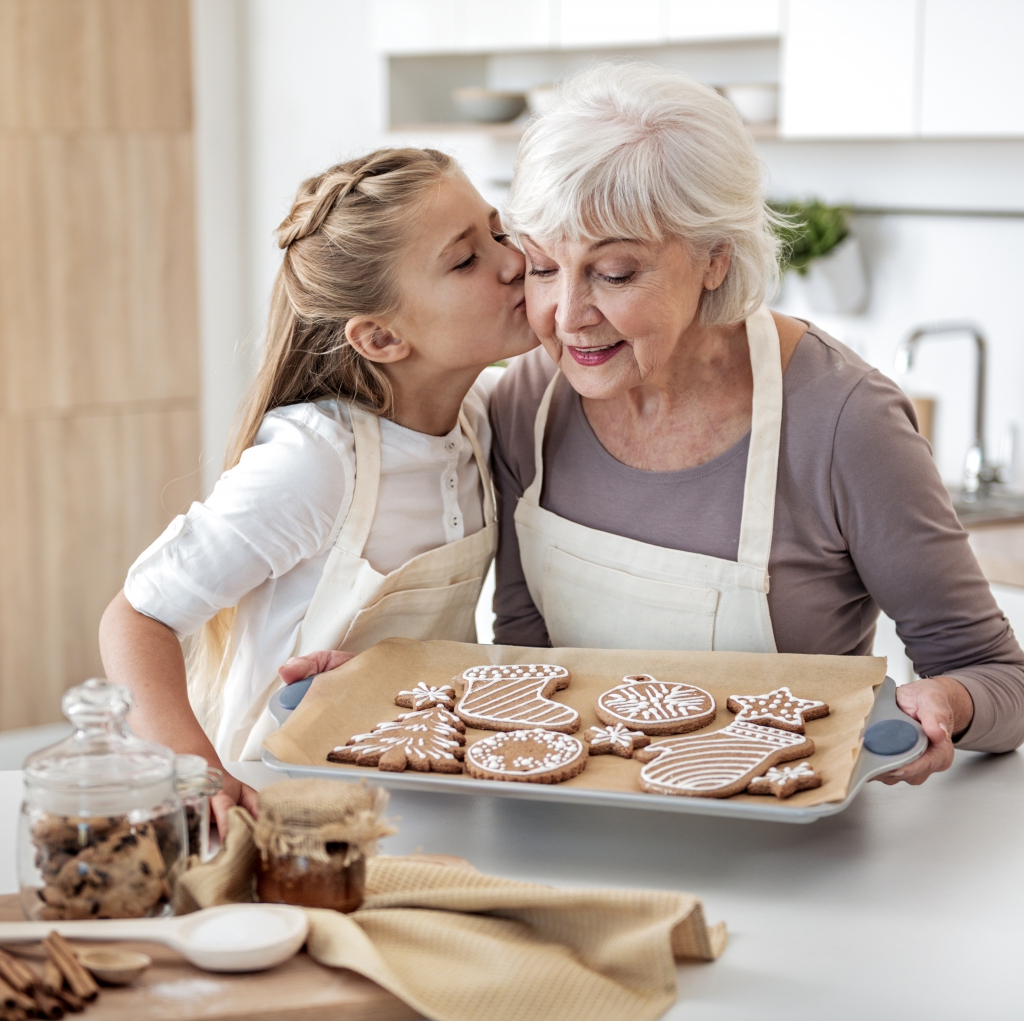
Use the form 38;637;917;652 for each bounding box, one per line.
567;340;626;366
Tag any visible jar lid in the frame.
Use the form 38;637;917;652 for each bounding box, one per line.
24;679;177;808
175;754;223;797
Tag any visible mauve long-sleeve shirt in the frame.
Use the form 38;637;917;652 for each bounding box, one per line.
489;325;1024;754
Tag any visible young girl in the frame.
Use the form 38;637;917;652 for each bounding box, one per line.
99;148;535;824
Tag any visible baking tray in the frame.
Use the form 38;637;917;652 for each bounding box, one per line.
262;676;925;824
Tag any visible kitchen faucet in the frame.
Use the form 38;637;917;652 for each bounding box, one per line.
894;321;999;500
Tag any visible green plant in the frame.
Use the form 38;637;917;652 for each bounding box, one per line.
769;200;850;275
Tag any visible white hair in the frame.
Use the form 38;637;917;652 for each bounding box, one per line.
506;62;781;326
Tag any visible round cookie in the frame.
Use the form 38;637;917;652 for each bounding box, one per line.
596;675;716;735
464;729;588;784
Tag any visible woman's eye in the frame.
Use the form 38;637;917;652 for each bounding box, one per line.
601;272;634;284
528;267;556;277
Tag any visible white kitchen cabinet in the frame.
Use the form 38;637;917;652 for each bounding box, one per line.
559;0;664;49
780;0;919;138
920;0;1024;137
372;0;460;54
464;0;553;52
667;0;779;42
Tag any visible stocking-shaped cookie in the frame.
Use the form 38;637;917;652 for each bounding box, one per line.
635;720;814;798
455;664;580;733
328;707;466;773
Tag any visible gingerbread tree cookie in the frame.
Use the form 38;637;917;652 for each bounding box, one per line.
726;687;829;734
464;729;587;784
634;720;814;798
747;762;822;799
583;724;650;758
328;707;466;773
395;682;456;710
455;664;580;733
596;676;716;735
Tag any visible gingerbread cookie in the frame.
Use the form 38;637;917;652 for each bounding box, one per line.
583;724;650;758
726;687;829;733
596;675;716;735
455;664;580;733
395;682;456;710
747;762;822;799
328;707;466;773
464;729;587;784
634;720;814;798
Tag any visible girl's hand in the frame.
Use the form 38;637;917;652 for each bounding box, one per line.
278;650;355;684
211;773;260;836
873;676;974;786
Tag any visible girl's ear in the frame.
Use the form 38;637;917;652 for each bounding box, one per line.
345;317;413;364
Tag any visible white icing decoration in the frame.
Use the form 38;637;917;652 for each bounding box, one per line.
396;682;456;709
456;664;579;731
762;762;816;783
597;676;715;730
466;729;585;776
727;687;827;731
638;720;811;796
587;724;642;749
331;708;465;765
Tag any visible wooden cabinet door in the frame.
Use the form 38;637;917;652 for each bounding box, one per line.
921;0;1024;137
780;0;920;138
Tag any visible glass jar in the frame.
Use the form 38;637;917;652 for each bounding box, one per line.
175;755;222;861
256;840;366;913
18;679;188;920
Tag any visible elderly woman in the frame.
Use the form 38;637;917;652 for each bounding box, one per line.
490;63;1024;786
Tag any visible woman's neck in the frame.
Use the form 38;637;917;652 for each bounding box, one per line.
384;360;482;436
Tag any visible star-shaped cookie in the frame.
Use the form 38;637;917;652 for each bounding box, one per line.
395;682;456;710
583;724;651;758
726;686;829;733
747;762;822;799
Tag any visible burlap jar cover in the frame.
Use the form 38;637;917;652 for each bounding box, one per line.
175;782;727;1021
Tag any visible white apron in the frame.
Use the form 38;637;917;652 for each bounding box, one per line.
514;304;782;654
233;404;497;760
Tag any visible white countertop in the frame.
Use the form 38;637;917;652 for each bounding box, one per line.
5;753;1024;1020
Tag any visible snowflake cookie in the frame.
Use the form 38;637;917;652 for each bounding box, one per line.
464;729;588;784
583;724;651;758
455;664;580;733
395;682;456;710
726;687;829;734
747;762;822;799
327;707;466;773
634;720;815;798
595;675;716;735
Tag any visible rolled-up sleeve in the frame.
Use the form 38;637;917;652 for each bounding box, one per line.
125;409;350;637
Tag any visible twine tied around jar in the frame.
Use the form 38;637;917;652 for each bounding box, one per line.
253;779;394;866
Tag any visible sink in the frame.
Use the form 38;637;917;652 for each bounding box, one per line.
949;487;1024;526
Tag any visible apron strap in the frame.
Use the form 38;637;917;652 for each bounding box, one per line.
736;304;784;575
459;409;496;525
333;405;382;558
522;371;561;507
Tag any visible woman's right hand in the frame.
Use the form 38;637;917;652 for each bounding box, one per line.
278;650;355;683
211;773;260;836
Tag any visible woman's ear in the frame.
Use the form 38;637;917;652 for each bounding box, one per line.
702;245;732;292
345;317;413;364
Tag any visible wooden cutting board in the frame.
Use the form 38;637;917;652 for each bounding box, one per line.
0;895;421;1021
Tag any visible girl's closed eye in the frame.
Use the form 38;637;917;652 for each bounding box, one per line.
453;252;477;271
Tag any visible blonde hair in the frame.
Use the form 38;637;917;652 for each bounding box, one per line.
506;62;781;325
188;147;458;735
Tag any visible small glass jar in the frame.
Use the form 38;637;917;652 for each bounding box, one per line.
175;755;222;861
18;679;188;920
256;839;366;913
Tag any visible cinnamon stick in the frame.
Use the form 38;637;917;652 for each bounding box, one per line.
32;987;65;1020
0;1006;28;1021
0;950;34;994
0;976;33;1012
53;990;83;1014
41;960;64;998
42;934;98;1002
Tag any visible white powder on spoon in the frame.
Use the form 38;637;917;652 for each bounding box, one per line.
186;907;295;949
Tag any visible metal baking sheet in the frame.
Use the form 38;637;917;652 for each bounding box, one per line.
262;677;925;824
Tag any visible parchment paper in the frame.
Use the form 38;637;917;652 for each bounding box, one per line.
264;640;887;809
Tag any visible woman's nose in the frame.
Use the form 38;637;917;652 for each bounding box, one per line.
556;281;602;334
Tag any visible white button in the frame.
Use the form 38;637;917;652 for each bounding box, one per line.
449;514;460;529
444;440;456;452
446;476;457;490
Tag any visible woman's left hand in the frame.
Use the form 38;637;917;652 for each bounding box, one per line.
278;650;355;684
873;675;974;786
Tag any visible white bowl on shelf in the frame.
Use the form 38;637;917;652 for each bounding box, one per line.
451;87;527;124
721;83;778;125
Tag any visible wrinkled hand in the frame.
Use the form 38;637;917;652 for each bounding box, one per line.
278;650;355;684
873;676;974;786
211;773;259;836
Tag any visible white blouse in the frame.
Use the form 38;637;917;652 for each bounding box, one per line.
125;372;498;755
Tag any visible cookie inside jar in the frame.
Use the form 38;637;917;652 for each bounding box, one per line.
254;779;394;913
18;679;188;920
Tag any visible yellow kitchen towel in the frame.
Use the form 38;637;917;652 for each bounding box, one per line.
176;807;726;1021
